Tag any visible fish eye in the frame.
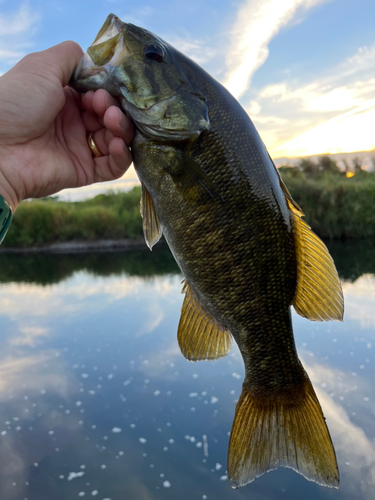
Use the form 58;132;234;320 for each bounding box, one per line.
144;43;165;63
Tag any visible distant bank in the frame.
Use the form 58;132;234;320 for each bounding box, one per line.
0;238;147;254
1;156;375;251
1;187;144;251
278;156;375;239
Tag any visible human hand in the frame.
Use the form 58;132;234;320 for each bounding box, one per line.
0;41;134;212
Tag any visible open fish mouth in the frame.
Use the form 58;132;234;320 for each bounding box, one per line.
91;14;125;46
70;14;128;92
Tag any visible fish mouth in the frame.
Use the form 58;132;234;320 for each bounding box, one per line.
70;54;108;91
91;14;125;46
70;14;128;93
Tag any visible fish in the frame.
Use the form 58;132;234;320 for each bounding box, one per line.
70;14;344;489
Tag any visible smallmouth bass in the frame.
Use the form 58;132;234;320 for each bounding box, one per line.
70;14;344;489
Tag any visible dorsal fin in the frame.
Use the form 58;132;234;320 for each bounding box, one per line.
178;281;233;361
140;183;162;250
280;181;344;321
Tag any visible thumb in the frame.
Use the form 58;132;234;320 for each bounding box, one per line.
33;41;84;87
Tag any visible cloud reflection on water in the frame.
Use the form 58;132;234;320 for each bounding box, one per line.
0;273;182;323
0;351;72;398
342;274;375;328
0;249;373;499
10;326;50;347
0;350;82;500
303;358;375;496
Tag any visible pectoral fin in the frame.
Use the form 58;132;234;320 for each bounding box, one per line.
167;149;224;204
140;184;162;250
178;281;233;361
281;182;344;321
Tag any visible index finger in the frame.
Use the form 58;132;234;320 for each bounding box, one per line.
39;41;84;87
103;106;134;146
88;89;122;117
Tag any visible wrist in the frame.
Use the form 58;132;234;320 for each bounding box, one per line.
0;163;20;212
0;195;13;244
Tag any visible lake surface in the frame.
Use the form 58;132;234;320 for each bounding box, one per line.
0;240;374;500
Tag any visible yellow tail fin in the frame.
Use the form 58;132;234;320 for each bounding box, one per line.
228;374;339;488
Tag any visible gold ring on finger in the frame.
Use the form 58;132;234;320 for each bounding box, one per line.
87;132;103;158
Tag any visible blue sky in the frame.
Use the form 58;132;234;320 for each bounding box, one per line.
0;0;374;167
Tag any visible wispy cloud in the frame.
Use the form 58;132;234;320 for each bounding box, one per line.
0;3;41;66
0;49;24;61
223;0;328;99
270;102;375;156
0;2;39;35
339;44;375;81
259;44;375;109
250;44;375;155
165;35;218;66
119;6;153;27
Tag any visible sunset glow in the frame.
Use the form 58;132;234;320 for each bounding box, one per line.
0;0;373;201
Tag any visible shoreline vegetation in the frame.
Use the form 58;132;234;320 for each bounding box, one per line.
1;155;375;252
2;187;145;252
278;155;375;239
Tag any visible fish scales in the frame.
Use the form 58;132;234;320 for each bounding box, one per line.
133;125;301;393
70;14;344;489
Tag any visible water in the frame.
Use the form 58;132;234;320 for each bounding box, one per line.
0;241;374;500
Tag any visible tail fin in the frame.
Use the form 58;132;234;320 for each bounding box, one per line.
228;376;339;488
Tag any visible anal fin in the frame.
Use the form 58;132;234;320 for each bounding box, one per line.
178;281;233;361
228;372;339;489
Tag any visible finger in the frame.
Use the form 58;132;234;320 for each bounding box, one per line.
81;110;104;132
108;137;133;178
103;106;134;146
93;137;133;182
82;91;95;114
90;128;114;156
91;89;121;118
38;41;84;87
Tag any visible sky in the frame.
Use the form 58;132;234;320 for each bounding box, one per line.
0;0;374;198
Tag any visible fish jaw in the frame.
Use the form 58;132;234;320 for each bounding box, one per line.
70;14;129;96
91;13;125;46
70;52;109;92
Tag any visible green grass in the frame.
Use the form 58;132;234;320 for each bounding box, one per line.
279;167;375;239
3;187;143;248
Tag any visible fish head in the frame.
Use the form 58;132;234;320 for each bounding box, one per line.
70;14;210;141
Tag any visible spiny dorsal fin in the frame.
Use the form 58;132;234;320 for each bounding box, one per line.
178;280;233;361
140;183;162;250
228;370;339;489
280;181;344;321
